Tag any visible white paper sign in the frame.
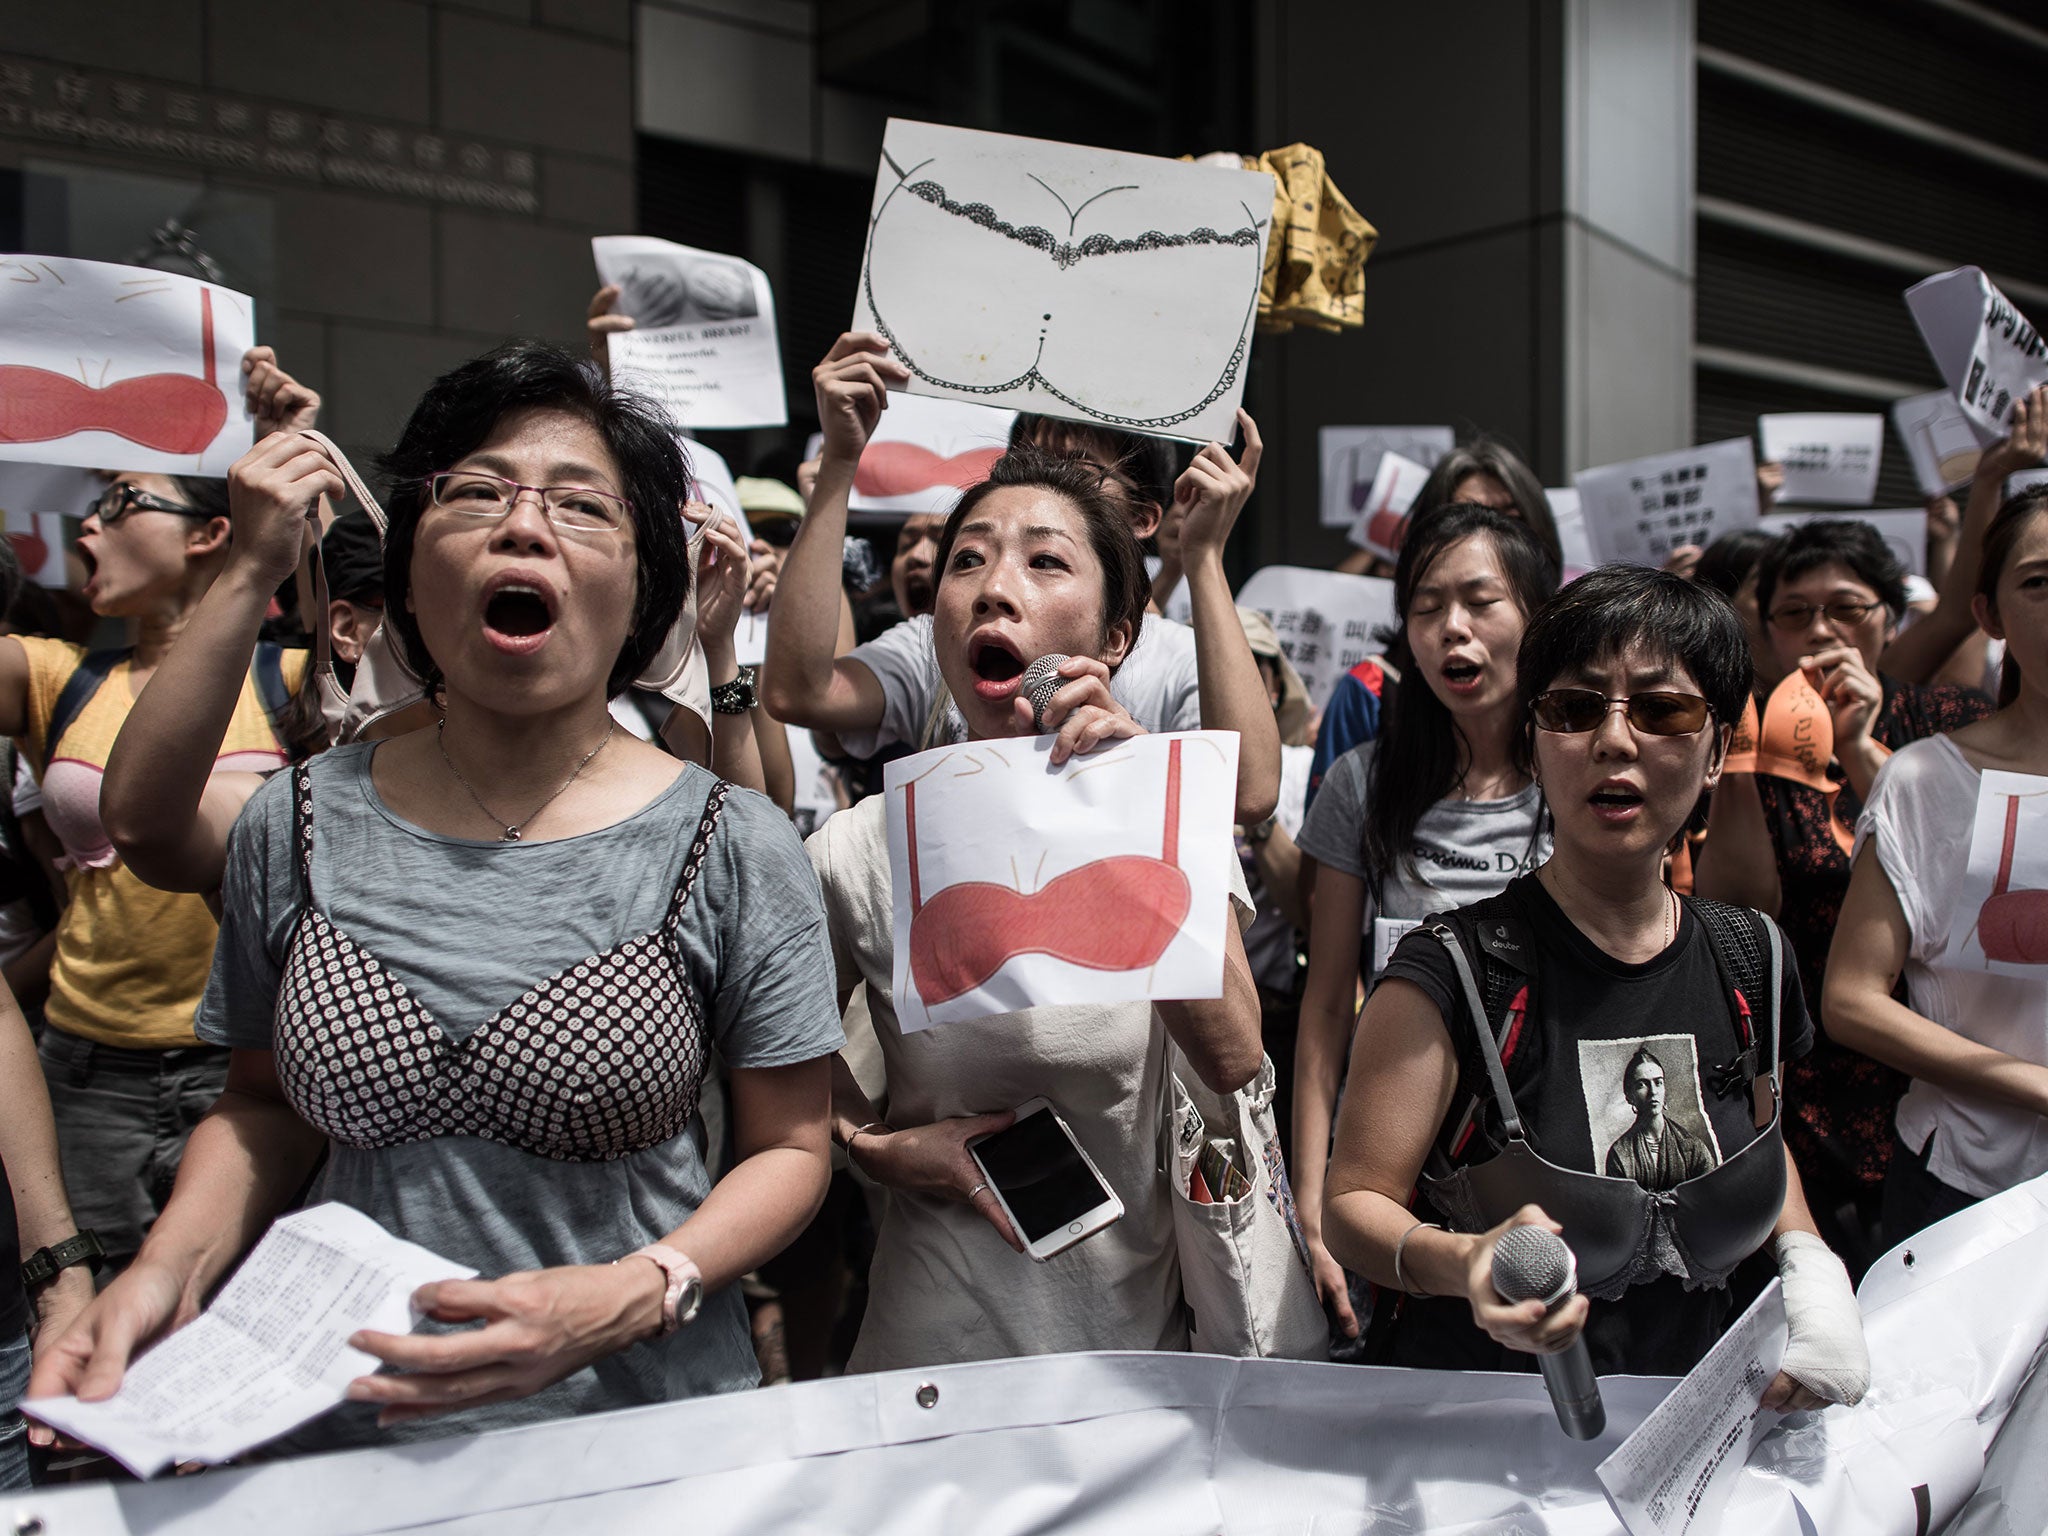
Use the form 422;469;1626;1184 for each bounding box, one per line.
883;731;1239;1031
1891;389;1983;497
1573;438;1760;567
1346;450;1432;559
1318;426;1454;529
1599;1280;1789;1536
1952;770;2048;975
1905;266;2048;443
1762;509;1928;579
847;392;1015;515
594;237;787;430
1234;565;1399;711
1547;486;1597;576
1757;413;1883;506
1371;917;1419;976
25;1204;472;1477
855;119;1272;445
0;255;254;475
0;462;94;587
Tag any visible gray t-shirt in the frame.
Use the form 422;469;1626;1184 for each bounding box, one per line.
197;743;843;1449
1296;740;1549;976
835;611;1202;756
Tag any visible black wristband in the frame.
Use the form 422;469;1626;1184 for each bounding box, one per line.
710;665;758;715
22;1230;106;1290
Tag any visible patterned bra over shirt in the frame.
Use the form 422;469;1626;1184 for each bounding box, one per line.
272;764;730;1162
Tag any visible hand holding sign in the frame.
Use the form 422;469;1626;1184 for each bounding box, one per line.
591;237;787;429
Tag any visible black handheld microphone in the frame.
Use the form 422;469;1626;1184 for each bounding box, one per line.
1491;1225;1605;1440
1021;654;1070;735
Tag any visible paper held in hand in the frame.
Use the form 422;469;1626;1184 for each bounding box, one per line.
0;255;255;476
1318;426;1454;530
1233;564;1398;712
1346;450;1432;560
1905;266;2048;444
883;731;1239;1032
854;119;1273;445
1757;413;1883;506
1573;438;1760;567
1892;389;1984;497
25;1203;473;1477
593;236;787;430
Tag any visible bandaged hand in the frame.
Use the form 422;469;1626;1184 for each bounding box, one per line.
1772;1230;1869;1408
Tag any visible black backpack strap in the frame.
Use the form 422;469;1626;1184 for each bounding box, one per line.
1427;919;1525;1142
1690;898;1784;1098
251;641;293;746
42;648;130;775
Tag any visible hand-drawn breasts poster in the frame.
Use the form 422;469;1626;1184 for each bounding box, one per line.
855;120;1274;446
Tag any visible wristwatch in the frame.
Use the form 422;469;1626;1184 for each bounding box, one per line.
710;665;758;715
22;1230;105;1290
624;1243;704;1336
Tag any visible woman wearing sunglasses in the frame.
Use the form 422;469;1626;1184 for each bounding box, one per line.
1292;504;1557;1345
29;344;842;1451
1322;567;1867;1401
1826;486;2048;1242
1696;519;1991;1275
0;350;318;1284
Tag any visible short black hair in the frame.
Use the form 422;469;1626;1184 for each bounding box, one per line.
1518;564;1751;729
1693;526;1776;602
376;342;691;697
1754;518;1909;623
1007;413;1176;522
320;508;385;606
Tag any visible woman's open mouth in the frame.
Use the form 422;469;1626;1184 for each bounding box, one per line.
1588;782;1645;823
1441;658;1483;695
480;576;559;656
968;633;1026;700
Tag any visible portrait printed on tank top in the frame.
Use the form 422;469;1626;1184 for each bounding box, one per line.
1576;1034;1723;1191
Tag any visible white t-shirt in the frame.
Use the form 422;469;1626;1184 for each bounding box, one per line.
806;793;1252;1371
836;612;1202;758
1855;733;2048;1199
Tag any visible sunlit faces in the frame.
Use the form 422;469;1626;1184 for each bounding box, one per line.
405;406;639;712
892;513;943;618
1978;511;2048;698
1534;644;1727;867
75;472;221;615
933;485;1132;741
1765;560;1892;679
1407;533;1527;718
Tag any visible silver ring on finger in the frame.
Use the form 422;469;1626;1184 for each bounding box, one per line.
967;1182;990;1201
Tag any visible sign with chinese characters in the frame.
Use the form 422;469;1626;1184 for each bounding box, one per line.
0;54;539;214
1906;266;2048;444
1234;565;1398;711
1892;389;1984;497
1573;437;1760;567
1317;425;1453;529
1757;413;1883;506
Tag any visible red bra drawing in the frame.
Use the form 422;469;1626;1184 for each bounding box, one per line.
855;440;1002;500
903;738;1191;1007
1977;788;2048;965
0;287;226;456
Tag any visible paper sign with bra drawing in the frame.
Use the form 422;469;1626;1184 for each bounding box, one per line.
592;236;787;430
1954;771;2048;975
854;119;1274;446
883;731;1240;1032
0;255;254;476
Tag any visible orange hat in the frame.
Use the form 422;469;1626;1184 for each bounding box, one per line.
1749;670;1835;794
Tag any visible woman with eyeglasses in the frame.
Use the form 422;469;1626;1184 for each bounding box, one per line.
1322;568;1869;1400
1291;504;1557;1346
0;350;320;1283
1825;486;2048;1244
1694;519;1991;1274
28;343;842;1451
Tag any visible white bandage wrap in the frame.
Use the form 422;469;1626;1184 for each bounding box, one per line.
1774;1230;1870;1405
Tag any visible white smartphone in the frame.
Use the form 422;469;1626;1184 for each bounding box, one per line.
968;1098;1124;1262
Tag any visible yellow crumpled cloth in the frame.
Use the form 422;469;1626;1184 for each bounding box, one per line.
1190;144;1376;334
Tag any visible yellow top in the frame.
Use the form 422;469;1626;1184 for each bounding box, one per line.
19;635;305;1049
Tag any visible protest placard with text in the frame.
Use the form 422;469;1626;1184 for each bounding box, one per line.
595;236;787;430
1758;413;1882;506
1906;266;2048;444
1235;565;1398;710
1573;438;1759;567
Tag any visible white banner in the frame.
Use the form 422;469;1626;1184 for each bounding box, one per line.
883;731;1240;1031
847;393;1014;516
1892;389;1984;498
1234;564;1399;710
1758;412;1883;506
18;1173;2048;1536
0;255;254;475
854;119;1272;445
1906;265;2048;443
1574;438;1760;567
1318;425;1454;529
594;236;788;430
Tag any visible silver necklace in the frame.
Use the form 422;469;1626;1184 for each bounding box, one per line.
436;718;616;843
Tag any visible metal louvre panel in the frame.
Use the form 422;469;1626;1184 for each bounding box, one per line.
1698;73;2048;284
1696;369;1927;512
1700;0;2048;160
776;170;876;421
